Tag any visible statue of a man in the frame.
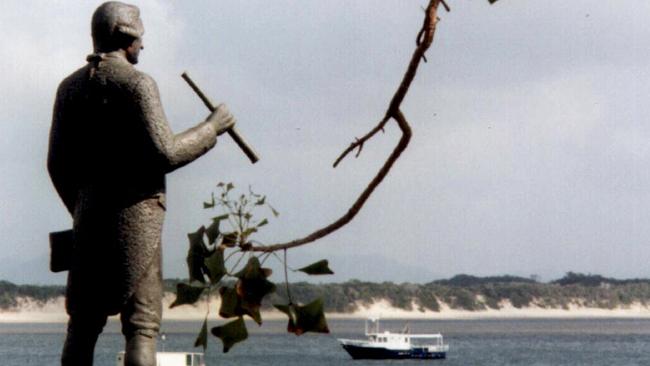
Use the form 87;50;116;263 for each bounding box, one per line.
47;2;235;365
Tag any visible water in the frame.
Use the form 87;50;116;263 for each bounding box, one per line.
3;318;650;365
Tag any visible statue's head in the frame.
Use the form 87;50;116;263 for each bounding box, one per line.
91;1;144;63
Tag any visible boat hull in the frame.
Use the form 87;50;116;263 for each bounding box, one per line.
341;344;446;360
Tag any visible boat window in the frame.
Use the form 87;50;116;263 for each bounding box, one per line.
186;354;192;365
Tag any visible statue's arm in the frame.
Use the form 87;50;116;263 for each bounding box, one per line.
134;74;218;173
47;84;77;215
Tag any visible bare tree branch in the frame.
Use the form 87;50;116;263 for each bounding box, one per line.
251;0;442;253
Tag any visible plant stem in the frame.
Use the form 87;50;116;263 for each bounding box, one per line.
284;249;293;304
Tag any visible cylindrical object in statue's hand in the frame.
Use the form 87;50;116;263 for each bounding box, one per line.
182;71;259;164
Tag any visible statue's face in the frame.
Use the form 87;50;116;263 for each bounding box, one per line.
126;37;144;65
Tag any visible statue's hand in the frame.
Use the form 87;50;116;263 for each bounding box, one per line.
207;104;236;136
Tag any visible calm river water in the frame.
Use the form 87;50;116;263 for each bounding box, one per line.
2;318;650;365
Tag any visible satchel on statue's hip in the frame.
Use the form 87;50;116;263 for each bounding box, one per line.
49;229;73;272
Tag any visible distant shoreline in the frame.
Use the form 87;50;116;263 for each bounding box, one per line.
6;273;650;323
3;295;650;323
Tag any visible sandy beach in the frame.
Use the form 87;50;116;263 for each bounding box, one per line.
3;295;650;323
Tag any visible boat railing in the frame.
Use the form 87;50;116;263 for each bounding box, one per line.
404;333;445;339
338;339;370;347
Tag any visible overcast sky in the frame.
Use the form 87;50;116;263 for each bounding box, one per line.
2;0;650;284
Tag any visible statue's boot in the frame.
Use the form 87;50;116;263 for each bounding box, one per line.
125;334;157;366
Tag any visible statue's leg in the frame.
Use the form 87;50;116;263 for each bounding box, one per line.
61;312;108;366
121;246;162;366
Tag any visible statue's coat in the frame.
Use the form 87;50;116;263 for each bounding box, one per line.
48;53;217;315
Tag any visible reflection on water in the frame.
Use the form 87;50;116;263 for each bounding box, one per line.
2;318;650;365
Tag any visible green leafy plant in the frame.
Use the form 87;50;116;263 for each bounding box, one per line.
171;183;334;353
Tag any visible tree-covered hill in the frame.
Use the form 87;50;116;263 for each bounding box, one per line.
0;280;65;309
4;273;650;313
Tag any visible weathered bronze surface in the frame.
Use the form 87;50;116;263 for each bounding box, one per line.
47;2;234;365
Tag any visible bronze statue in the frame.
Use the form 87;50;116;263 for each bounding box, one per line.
47;2;235;365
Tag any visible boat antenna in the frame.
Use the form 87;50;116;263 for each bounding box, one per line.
401;321;410;334
160;332;167;352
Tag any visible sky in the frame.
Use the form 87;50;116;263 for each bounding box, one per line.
2;0;650;285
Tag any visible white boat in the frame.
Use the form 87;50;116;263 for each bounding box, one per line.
338;318;449;360
115;351;205;366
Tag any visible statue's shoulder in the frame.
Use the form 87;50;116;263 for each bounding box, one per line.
56;60;160;102
125;70;161;102
131;70;157;91
101;60;144;85
104;62;156;94
56;65;91;96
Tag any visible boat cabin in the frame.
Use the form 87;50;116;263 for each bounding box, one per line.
367;330;446;350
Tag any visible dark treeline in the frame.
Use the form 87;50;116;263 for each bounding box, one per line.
0;280;65;309
4;273;650;312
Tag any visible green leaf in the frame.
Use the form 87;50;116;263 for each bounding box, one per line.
219;285;263;324
274;303;298;326
194;317;208;350
217;182;225;187
186;226;208;283
274;298;330;335
256;218;269;228
226;182;235;191
242;304;262;324
233;257;276;325
269;204;280;217
205;222;220;245
236;289;263;324
488;0;498;3
218;286;241;319
213;214;230;221
297;260;334;275
203;193;215;209
233;257;263;279
204;247;226;284
211;317;248;353
241;227;258;239
170;283;205;308
222;232;238;247
206;214;229;244
255;196;266;205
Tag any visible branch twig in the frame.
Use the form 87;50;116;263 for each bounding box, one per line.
251;0;442;253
